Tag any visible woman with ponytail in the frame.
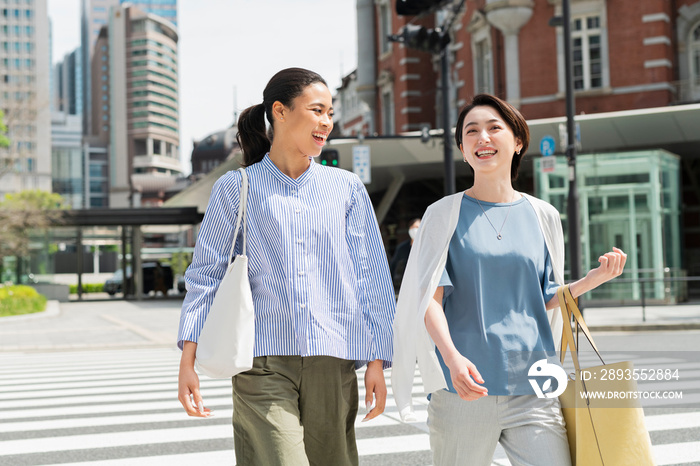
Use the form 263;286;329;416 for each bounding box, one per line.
177;68;395;466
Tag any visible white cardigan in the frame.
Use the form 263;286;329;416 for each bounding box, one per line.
391;192;566;421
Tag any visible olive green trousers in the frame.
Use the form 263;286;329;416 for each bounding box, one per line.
232;355;359;466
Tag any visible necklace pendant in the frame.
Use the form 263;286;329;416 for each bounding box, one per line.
497;234;502;240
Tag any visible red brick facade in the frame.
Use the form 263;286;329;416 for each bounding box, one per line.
368;0;700;128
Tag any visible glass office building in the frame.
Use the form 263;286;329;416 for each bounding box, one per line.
535;150;682;303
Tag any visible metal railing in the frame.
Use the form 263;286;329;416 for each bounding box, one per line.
591;275;700;322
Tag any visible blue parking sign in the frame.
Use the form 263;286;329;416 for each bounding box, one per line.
540;135;555;156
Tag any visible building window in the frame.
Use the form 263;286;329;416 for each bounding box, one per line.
572;15;603;90
474;37;493;94
691;22;700;91
381;88;394;134
379;2;392;55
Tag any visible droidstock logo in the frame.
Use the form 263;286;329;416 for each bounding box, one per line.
528;359;568;398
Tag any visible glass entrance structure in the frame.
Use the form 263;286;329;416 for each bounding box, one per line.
534;150;682;303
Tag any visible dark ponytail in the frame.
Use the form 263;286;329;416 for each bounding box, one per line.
236;104;269;166
236;67;328;166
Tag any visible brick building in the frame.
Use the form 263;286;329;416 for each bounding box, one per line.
330;0;700;299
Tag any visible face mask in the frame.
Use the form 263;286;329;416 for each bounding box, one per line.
408;227;419;240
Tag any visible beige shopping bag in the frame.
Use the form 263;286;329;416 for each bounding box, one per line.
557;286;655;466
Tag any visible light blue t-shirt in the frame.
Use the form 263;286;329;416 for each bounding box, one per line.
437;193;559;395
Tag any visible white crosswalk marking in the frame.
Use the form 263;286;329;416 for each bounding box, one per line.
0;348;698;465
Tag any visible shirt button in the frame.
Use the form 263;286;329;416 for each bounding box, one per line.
298;271;305;276
291;189;297;195
300;304;306;309
297;239;303;244
295;208;301;213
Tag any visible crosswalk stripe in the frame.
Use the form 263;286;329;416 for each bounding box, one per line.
646;411;700;431
0;396;234;420
0;411;234;433
357;434;431;456
53;450;235;466
0;425;232;456
0;409;400;434
0;387;233;409
2;374;226;392
654;441;700;465
54;450;235;466
2;379;231;400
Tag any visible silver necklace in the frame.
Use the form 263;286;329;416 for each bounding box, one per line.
470;189;516;240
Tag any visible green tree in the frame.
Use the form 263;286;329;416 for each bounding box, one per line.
0;190;67;282
0;110;9;149
171;251;192;278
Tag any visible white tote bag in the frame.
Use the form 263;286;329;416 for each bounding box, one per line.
195;168;255;379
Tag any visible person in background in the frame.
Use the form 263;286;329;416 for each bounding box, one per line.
389;217;421;292
177;68;396;466
392;93;626;466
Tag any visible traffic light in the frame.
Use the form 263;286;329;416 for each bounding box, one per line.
397;24;450;54
396;0;451;17
319;149;339;167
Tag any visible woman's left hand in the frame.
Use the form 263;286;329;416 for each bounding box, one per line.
586;247;627;288
363;359;387;422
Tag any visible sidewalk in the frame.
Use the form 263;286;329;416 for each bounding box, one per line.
583;303;700;331
0;299;181;352
1;299;700;352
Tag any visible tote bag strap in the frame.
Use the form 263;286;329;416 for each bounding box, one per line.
558;285;605;366
228;167;248;263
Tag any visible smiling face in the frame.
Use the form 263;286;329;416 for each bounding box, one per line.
459;105;523;179
275;82;334;159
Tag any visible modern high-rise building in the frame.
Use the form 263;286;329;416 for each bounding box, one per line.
51;111;83;208
81;0;177;134
123;0;177;26
53;47;82;116
95;4;181;207
0;0;51;195
80;0;116;135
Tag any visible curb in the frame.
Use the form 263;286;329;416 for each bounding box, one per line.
0;300;61;322
588;323;700;332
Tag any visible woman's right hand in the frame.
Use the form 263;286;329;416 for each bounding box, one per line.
444;353;488;401
178;341;212;417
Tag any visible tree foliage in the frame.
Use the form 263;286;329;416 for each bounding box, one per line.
171;251;192;278
0;190;67;267
0;110;9;149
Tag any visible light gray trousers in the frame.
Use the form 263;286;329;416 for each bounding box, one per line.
427;390;572;466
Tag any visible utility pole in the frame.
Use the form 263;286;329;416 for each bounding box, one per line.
392;0;463;195
441;48;455;195
562;0;582;284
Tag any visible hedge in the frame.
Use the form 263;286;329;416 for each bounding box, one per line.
0;285;47;317
68;283;104;294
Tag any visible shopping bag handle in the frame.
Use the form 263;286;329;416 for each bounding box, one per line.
558;285;605;368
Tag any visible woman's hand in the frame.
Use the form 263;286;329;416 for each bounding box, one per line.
443;353;488;401
178;341;212;418
585;247;627;288
363;359;387;422
547;247;628;309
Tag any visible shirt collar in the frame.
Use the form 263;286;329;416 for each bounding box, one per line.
260;153;317;188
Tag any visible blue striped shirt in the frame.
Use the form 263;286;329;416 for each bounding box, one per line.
177;154;396;367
